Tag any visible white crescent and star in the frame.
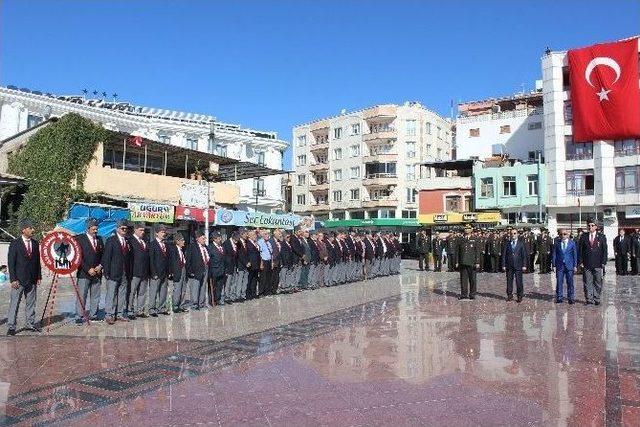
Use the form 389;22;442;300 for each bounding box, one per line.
584;56;621;102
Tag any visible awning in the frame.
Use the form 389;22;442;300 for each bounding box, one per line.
321;218;421;229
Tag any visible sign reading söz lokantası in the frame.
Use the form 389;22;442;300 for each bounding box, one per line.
129;202;174;223
215;209;314;230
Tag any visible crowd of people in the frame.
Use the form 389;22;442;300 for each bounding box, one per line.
415;219;632;305
5;218;402;335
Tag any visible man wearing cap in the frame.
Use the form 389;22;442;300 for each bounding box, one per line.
536;229;553;274
223;231;239;303
168;233;188;312
208;231;227;306
457;225;481;300
75;218;104;323
102;219;132;324
127;223;150;319
6;219;41;335
234;228;250;302
149;225;170;316
186;230;209;310
578;219;607;305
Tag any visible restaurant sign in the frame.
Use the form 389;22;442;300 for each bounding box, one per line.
215;209;314;230
128;202;174;223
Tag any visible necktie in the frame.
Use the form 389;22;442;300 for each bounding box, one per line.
562;241;566;251
25;240;31;256
590;234;594;246
93;236;97;251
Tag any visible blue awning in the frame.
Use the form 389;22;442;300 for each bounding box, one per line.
57;203;130;238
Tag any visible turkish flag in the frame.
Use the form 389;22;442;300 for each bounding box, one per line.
568;38;640;142
128;135;144;147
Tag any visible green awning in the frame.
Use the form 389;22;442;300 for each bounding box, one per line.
321;218;421;228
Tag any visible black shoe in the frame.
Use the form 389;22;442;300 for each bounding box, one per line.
173;309;181;313
568;300;575;305
586;300;593;305
128;314;136;320
150;313;158;317
594;301;601;306
160;311;170;316
458;296;468;300
90;316;100;321
6;329;16;336
225;300;234;305
507;295;513;302
137;313;148;319
469;295;475;300
25;326;41;332
516;296;523;303
75;318;84;325
555;299;563;304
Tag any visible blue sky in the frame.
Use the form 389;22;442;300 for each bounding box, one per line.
2;1;639;169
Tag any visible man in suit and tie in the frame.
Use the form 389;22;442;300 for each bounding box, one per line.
128;223;149;319
502;228;528;302
269;229;282;294
186;230;209;310
257;229;273;296
168;233;188;313
208;231;226;306
7;219;41;335
578;219;608;305
102;219;132;324
552;228;578;304
222;231;239;303
246;230;262;299
613;229;630;275
148;224;170;316
75;218;103;323
290;227;306;287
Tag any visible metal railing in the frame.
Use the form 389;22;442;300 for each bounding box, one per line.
364;173;397;179
566;189;594;196
566;152;593;160
614;147;640;157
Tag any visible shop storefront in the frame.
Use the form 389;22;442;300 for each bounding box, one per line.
418;212;501;232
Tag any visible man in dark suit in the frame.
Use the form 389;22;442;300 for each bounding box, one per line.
222;231;239;303
290;227;306;287
613;229;630;275
235;229;250;302
148;224;170;316
269;229;282;294
128;222;149;319
552;228;578;304
246;230;262;299
578;219;608;305
502;228;528;302
168;233;187;312
186;230;209;310
7;219;42;335
208;231;226;306
536;229;554;273
631;229;640;275
75;218;103;323
363;230;375;279
102;219;132;324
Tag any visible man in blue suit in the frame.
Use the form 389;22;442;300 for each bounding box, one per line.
501;228;528;302
552;228;578;304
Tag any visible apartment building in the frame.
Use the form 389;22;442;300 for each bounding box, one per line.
542;37;640;252
456;87;544;161
292;102;452;220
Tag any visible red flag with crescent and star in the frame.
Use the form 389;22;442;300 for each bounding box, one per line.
568;38;640;142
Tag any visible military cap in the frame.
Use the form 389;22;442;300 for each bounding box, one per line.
174;233;185;242
211;231;222;239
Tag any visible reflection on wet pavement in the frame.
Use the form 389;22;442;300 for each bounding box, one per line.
0;261;639;426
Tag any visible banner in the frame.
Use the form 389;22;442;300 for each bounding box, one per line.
175;205;214;223
179;181;209;209
215;209;314;230
129;202;174;223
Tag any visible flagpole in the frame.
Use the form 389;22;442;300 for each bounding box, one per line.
122;137;127;170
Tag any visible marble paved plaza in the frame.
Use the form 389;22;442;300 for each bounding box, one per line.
0;261;639;426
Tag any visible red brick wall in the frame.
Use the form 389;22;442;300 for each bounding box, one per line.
418;189;472;214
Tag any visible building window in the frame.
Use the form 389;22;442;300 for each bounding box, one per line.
351;211;365;219
436;148;442;160
297;135;307;147
402;210;417;218
256;152;266;166
406;164;416;181
380;209;396;218
297;194;306;205
615;166;640;194
464;195;473;211
333;169;342;181
315;154;327;164
614;139;640;156
350;189;360;200
480;177;494;198
334;148;342;160
297;155;306;166
332;211;345;220
528;121;542;130
565;137;593;160
406;188;417;203
186;135;198;150
502;176;516;197
334;127;342;139
27;114;43;129
350;145;360;157
499;125;511;134
566;169;595;196
406;142;416;158
158;131;171;144
425;122;431;135
253;178;265;196
350;166;360;179
351;123;360;135
445;195;462;212
527;174;538;196
405;119;417;136
297;174;306;186
437;126;442;139
333;190;342;202
469;128;480;137
426;144;431;156
564;101;572;124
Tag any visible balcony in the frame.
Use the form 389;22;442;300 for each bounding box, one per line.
309;119;330;133
362;173;398;187
362;198;398;208
363;129;397;143
362;153;398;163
309;162;329;171
363;105;397;121
310;141;329;151
566;189;594;196
307;203;330;212
615;147;640;157
309;182;329;191
566;153;593;161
